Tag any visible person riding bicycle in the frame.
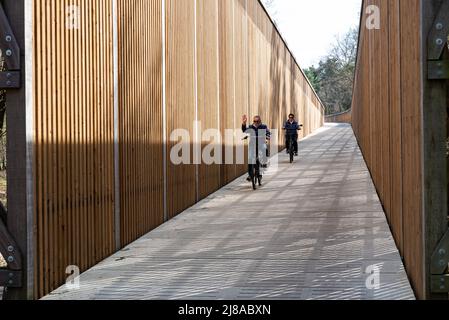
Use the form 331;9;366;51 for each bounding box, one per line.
242;115;271;182
283;114;301;156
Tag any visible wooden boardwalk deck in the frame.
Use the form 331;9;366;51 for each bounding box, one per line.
43;124;415;300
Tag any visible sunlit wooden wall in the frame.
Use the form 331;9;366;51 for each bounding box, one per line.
165;0;197;219
33;0;115;298
117;0;165;246
32;0;324;298
351;0;424;298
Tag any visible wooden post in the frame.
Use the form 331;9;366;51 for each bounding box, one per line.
3;0;34;300
421;0;449;300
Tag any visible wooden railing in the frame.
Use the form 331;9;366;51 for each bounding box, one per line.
324;110;351;123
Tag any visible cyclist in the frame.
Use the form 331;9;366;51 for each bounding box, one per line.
242;115;271;182
283;114;301;156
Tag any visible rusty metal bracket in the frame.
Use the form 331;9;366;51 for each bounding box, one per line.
428;60;449;80
431;229;449;293
0;270;21;288
0;210;22;288
428;0;449;80
0;221;22;271
431;275;449;293
0;71;19;89
0;1;20;89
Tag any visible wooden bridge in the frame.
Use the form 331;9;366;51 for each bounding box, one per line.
1;0;449;300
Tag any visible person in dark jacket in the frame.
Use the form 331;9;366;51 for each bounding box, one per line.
242;115;271;181
283;114;302;156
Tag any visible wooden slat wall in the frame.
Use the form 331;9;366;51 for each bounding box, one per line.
33;0;115;298
351;0;424;298
165;0;197;219
219;0;237;185
117;0;164;246
234;0;250;175
247;0;259;119
325;110;352;124
32;0;324;298
196;0;221;200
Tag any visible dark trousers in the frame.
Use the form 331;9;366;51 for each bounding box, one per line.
286;135;298;153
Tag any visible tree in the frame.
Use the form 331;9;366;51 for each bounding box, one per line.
305;27;359;115
304;67;320;93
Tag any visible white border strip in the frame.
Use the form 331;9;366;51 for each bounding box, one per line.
162;0;167;222
24;0;35;300
112;0;120;250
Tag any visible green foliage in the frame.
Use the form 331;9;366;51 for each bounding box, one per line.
305;27;358;115
304;68;320;93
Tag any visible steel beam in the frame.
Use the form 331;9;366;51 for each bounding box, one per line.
2;0;33;300
422;0;449;300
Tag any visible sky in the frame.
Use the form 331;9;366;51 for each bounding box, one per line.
264;0;362;68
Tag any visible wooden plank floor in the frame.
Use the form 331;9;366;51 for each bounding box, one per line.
43;124;415;300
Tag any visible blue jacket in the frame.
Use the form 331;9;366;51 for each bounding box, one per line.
284;121;301;136
242;124;271;140
242;124;271;163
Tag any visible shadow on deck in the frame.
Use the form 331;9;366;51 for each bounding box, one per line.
43;124;415;300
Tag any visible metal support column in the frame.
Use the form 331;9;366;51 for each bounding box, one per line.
422;0;449;300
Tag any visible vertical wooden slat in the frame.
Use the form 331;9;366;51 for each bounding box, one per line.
33;0;115;298
165;0;197;219
196;0;220;200
400;0;423;298
388;0;403;254
117;0;164;246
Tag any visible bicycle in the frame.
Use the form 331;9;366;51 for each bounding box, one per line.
249;159;262;190
285;124;303;164
243;136;266;190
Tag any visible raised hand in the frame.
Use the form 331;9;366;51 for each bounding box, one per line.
242;115;248;124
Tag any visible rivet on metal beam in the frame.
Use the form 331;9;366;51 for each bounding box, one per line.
5;35;11;42
440;249;447;256
436;23;443;30
440;259;447;267
7;256;14;263
5;49;12;56
436;38;444;46
7;245;14;252
9;273;13;278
